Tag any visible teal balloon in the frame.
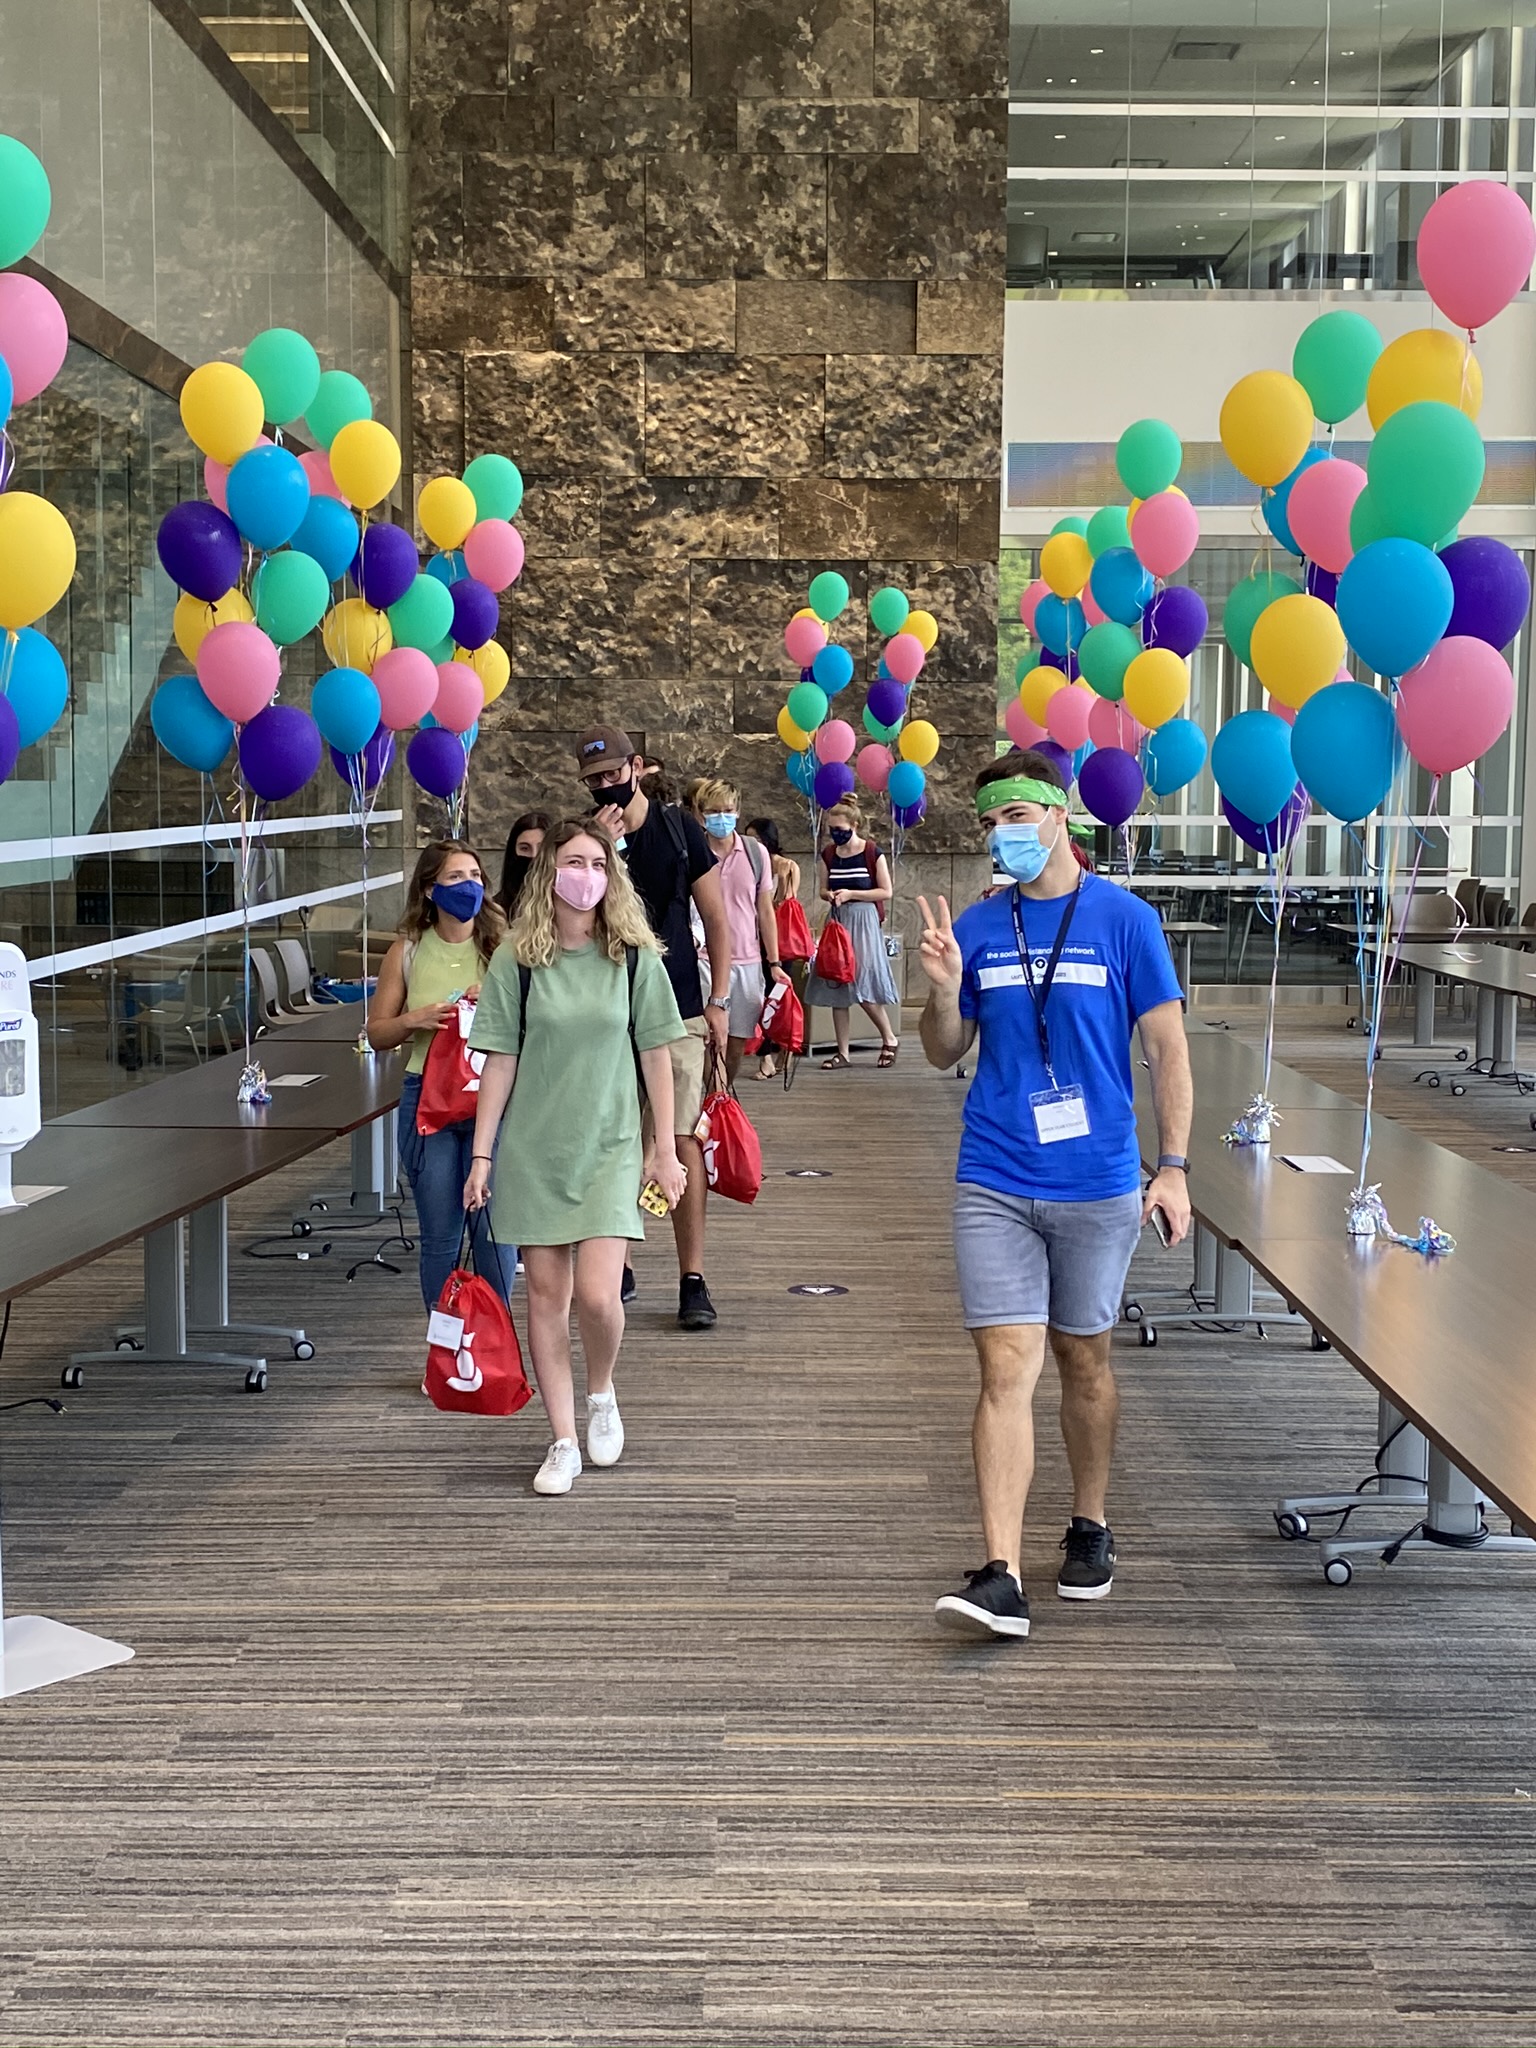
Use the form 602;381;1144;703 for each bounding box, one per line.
1078;621;1140;701
1336;537;1453;679
5;627;68;745
786;680;829;731
1211;709;1296;825
1290;682;1401;821
241;328;321;426
1368;400;1486;550
462;453;523;523
291;494;359;582
1050;515;1089;538
151;673;235;773
1087;504;1131;558
888;760;926;808
1350;486;1389;554
426;634;455;664
0;136;51;268
424;549;466;586
808;571;850;623
1116;419;1182;499
305;369;372;450
1144;717;1207;798
869;585;909;636
388;573;454;652
786;751;816;796
252;549;330;646
863;704;902;742
1223;570;1302;669
1014;648;1041;686
312;667;382;755
1291;309;1382;426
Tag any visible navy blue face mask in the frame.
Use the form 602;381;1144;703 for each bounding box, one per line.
433;877;484;923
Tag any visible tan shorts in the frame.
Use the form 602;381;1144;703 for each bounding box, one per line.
645;1013;710;1140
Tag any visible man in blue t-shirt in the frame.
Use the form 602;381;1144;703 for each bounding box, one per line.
918;748;1194;1640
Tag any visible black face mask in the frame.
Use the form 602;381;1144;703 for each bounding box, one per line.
501;853;533;907
588;777;634;813
830;826;853;845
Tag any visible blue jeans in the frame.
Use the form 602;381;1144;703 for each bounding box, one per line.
397;1073;518;1310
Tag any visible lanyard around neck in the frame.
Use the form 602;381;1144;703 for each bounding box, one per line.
1010;877;1084;1086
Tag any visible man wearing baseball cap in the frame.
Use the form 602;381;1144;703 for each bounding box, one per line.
576;724;734;1331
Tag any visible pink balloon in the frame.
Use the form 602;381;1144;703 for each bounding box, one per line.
884;631;925;685
1045;682;1094;751
206;435;272;514
372;646;439;731
1132;490;1200;577
432;661;483;734
0;274;68;404
1333;663;1353;681
1005;700;1048;750
196;622;280;724
814;717;856;764
1019;578;1049;631
1396;635;1515;774
462;518;524;592
856;743;894;792
1267;694;1297;727
300;449;343;501
1080;584;1108;628
1287;457;1366;574
784;615;827;667
1087;697;1146;751
1417;180;1536;333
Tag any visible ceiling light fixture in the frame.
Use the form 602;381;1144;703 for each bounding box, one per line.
1054;133;1066;139
1090;47;1104;55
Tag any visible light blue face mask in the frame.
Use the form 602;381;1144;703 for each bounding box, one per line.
989;822;1054;885
705;811;738;839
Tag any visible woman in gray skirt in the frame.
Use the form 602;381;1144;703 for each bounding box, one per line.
806;796;901;1069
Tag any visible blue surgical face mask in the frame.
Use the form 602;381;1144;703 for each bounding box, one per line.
988;822;1055;885
433;877;485;922
704;811;737;839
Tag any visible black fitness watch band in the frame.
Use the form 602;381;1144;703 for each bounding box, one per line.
1156;1154;1190;1173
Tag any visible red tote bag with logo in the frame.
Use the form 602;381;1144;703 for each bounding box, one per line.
417;998;487;1135
423;1231;533;1417
696;1055;764;1205
813;918;857;986
776;895;815;964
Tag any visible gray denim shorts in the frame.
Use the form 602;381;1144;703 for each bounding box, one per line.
953;1182;1145;1335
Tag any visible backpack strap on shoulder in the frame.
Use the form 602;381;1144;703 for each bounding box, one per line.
517;962;532;1057
625;945;647;1102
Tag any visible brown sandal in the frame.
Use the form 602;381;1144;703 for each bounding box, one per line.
877;1042;899;1068
821;1053;852;1070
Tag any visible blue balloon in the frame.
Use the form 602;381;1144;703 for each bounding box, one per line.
812;642;855;694
1263;447;1329;557
786;751;816;796
150;673;235;773
0;352;12;430
1035;593;1086;657
5;627;68;745
1144;716;1208;797
1211;708;1297;825
1089;548;1156;626
291;494;360;583
226;444;310;553
1336;537;1453;679
888;760;926;808
425;550;466;586
311;666;382;755
1290;681;1401;822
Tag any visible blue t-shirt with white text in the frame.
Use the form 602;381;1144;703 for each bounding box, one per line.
954;874;1183;1201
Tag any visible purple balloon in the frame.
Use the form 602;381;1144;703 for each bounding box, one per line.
1305;561;1339;607
352;522;419;610
329;721;395;791
1033;738;1075;786
1141;585;1209;657
238;703;322;803
0;695;19;785
1038;646;1080;679
866;677;906;727
892;797;927;829
407;723;467;798
157;501;242;602
1440;535;1531;651
1222;786;1308;854
449;576;499;651
813;759;856;809
1078;746;1145;829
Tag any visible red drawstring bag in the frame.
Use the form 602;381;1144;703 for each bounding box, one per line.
813;918;857;986
417;998;487;1134
776;895;814;963
697;1057;764;1205
746;980;806;1058
423;1226;532;1416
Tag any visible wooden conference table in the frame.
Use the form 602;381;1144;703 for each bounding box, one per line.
1390;940;1536;1070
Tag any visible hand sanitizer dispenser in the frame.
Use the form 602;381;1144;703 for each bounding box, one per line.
0;943;41;1211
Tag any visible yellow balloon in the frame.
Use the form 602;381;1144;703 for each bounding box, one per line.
330;419;402;511
179;361;264;467
420;475;478;552
1040;532;1092;600
174;587;253;663
322;597;392;674
1019;667;1063;727
777;706;811;750
1249;593;1344;709
899;718;940;767
455;639;509;704
1127;496;1142;526
0;492;76;630
1122;647;1188;728
905;608;939;652
793;607;818;621
1219;370;1314;488
1366;328;1483;430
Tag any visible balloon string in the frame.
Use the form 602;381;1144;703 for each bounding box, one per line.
0;430;14;494
1357;757;1411;1190
1261;798;1306;1099
0;629;18;698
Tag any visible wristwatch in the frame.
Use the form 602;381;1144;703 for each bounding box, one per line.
1157;1154;1190;1173
707;995;730;1012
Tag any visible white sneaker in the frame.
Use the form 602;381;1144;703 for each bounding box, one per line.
586;1389;625;1467
532;1438;582;1495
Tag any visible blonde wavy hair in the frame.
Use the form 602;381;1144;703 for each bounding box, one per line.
509;817;662;969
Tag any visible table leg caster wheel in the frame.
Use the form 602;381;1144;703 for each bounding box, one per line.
1346;1015;1359;1030
1426;1073;1441;1087
114;1335;141;1352
60;1364;84;1389
1456;1047;1470;1062
292;1219;313;1237
1275;1511;1308;1541
245;1367;268;1393
292;1340;315;1361
1323;1557;1353;1586
1139;1324;1158;1347
309;1200;330;1214
1309;1330;1330;1351
1451;1083;1466;1096
1123;1301;1143;1323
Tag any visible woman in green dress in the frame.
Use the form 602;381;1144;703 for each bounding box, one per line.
465;819;688;1496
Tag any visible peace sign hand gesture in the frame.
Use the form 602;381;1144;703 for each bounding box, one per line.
916;895;963;998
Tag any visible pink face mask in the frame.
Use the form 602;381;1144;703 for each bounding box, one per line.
553;865;608;911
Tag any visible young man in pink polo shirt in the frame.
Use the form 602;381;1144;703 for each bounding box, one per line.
694;776;789;1082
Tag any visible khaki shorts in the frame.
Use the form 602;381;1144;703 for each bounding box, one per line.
643;1013;710;1141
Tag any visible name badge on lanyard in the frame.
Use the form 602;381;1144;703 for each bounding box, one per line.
1011;881;1092;1146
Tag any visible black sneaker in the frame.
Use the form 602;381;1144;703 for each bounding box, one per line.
1057;1517;1116;1600
620;1265;636;1307
934;1561;1031;1639
678;1273;717;1330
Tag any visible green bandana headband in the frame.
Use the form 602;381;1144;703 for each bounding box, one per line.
975;776;1070;818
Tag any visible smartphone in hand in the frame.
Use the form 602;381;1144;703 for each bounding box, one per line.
1150;1205;1174;1249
